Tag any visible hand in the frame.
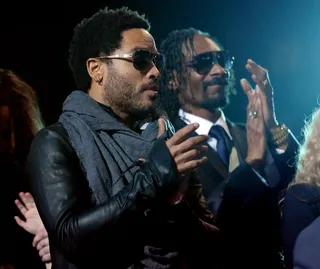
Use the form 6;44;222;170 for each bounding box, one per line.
245;59;278;130
33;226;51;263
158;119;208;175
14;192;43;235
158;118;207;204
241;80;266;169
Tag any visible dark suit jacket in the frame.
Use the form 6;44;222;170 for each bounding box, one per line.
282;183;320;269
293;214;320;269
171;116;299;269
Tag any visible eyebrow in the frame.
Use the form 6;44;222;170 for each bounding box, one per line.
129;46;156;53
129;38;157;53
129;46;149;53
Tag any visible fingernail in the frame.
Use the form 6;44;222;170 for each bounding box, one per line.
193;123;199;128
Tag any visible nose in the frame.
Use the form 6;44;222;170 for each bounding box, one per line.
147;64;160;81
208;63;226;78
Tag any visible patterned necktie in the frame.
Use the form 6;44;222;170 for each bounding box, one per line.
209;125;233;167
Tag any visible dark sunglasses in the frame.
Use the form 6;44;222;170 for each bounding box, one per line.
185;50;235;74
97;50;166;72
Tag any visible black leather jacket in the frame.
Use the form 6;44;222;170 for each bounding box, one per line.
27;123;219;269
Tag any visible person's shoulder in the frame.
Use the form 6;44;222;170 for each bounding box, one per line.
286;183;320;203
31;122;72;153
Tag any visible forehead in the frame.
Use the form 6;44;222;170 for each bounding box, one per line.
119;28;157;53
182;34;221;58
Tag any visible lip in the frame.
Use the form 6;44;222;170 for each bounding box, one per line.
206;84;225;90
145;85;158;92
206;85;225;95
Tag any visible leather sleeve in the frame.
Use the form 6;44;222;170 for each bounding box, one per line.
185;170;217;225
27;127;177;262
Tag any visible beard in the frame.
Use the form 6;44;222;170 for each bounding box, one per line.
201;87;230;111
201;76;231;111
103;66;156;121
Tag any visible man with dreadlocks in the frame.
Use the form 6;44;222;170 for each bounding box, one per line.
158;28;299;269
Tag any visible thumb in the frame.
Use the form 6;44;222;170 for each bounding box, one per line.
240;78;253;98
157;118;166;138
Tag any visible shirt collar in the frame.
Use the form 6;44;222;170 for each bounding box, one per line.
178;108;232;139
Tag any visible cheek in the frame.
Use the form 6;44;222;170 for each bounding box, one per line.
188;73;204;98
115;60;142;83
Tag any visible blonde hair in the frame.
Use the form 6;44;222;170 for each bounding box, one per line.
294;108;320;186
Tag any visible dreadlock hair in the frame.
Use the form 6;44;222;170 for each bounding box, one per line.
158;27;236;119
68;6;150;92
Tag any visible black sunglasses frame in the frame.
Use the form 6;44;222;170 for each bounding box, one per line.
185;50;235;74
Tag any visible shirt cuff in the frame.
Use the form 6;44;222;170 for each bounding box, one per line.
252;168;268;186
275;148;285;154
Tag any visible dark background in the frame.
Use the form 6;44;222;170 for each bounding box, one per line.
1;0;319;139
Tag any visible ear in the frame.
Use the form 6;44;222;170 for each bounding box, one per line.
168;70;179;91
86;58;105;85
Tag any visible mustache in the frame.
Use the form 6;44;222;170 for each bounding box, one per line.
203;76;228;88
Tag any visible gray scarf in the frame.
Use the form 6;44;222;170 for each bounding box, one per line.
59;90;174;204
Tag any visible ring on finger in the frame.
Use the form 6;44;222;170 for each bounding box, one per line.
249;110;258;119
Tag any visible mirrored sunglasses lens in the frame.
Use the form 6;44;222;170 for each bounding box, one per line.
217;51;233;70
196;54;214;74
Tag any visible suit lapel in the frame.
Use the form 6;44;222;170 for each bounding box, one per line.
227;120;247;163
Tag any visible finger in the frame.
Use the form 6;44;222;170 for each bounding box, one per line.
168;123;200;145
255;86;265;116
247;90;260;121
33;229;48;247
175;145;208;164
178;157;208;174
240;78;253;98
157;118;166;138
39;246;50;257
36;237;49;251
14;216;26;229
24;192;36;205
176;135;208;154
20;192;35;209
247;59;268;82
247;59;266;74
254;91;265;132
42;253;51;263
14;199;27;216
251;74;265;91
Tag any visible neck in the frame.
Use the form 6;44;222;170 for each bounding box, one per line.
109;108;135;127
89;88;135;128
183;105;221;124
